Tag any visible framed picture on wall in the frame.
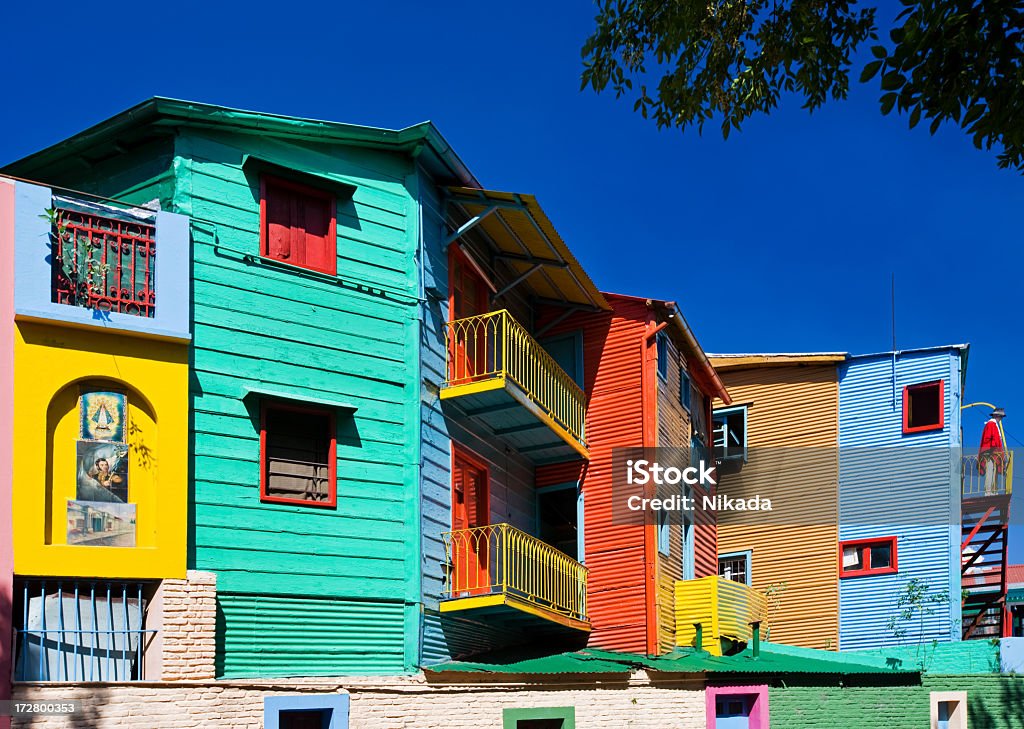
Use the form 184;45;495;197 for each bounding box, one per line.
76;440;129;503
79;390;127;442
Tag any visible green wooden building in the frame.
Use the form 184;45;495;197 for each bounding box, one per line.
3;98;478;677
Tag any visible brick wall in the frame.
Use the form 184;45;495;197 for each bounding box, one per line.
10;672;705;728
768;675;1024;729
155;570;217;681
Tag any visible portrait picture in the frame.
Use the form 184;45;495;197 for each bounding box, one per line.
66;500;136;547
76;440;129;503
79;390;127;442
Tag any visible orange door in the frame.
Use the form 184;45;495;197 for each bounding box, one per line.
449;247;490;384
452;450;490;595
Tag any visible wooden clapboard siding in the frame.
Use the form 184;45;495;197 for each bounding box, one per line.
712;363;840;650
417;165;546;662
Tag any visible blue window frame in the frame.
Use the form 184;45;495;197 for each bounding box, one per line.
713;405;748;462
535;481;585;563
680;369;692;410
657;508;671;555
718;550;752;586
657;332;669;379
264;695;349;729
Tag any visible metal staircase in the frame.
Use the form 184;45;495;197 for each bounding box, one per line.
961;452;1013;639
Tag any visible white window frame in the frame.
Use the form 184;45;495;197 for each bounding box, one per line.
718;550;753;586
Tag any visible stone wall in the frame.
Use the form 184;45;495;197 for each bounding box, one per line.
9;672;705;728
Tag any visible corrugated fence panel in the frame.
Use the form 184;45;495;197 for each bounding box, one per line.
713;364;840;650
217;593;406;677
838;350;962;649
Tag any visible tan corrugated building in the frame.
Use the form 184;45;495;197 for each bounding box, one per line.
708;354;846;650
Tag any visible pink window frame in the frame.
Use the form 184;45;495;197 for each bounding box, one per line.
706;684;769;729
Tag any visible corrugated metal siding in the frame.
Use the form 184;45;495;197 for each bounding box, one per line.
656;333;691;653
217;593;406;677
713;364;840;650
838;350;962;649
536;295;651;653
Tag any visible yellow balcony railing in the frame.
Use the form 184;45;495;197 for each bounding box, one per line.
963;452;1014;497
442;523;588;625
443;310;587;449
675;576;768;655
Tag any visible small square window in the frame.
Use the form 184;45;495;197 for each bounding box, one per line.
719;551;751;585
839;536;898;577
264;695;347;729
503;707;574;729
713;406;747;462
680;369;692;410
930;691;967;729
903;380;944;433
260;404;337;507
657;332;669;379
260;175;337;275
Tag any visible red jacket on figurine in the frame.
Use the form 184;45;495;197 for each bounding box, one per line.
978;413;1005;474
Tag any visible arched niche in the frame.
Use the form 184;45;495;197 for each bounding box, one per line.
44;377;158;548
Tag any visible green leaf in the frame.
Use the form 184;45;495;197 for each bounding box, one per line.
962;104;985;126
871;45;888;59
881;93;897;115
881;71;905;91
860;60;883;82
909;106;922;128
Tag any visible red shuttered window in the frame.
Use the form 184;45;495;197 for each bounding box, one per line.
260;176;337;275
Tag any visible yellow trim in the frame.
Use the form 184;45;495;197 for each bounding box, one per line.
441;593;591;632
13;321;188;579
710;354;846;371
440;376;507;400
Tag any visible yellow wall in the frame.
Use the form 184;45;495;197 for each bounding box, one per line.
13;320;188;578
711;363;840;650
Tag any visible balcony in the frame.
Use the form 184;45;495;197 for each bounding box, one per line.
441;310;588;462
10;182;190;341
962;452;1014;498
675;576;767;656
440;523;590;633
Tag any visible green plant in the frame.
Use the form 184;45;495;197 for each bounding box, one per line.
42;207;110;308
887;577;950;665
763;581;787;640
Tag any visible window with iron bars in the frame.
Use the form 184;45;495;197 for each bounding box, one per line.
718;553;751;586
13;578;158;681
51;207;156;317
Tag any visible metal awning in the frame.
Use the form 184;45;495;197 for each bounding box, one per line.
445;187;610;311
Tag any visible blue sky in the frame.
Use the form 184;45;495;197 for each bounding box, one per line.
3;1;1022;560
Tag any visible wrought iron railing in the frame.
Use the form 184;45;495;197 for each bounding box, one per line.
962;452;1014;497
51;208;156;317
443;310;587;448
14;579;156;681
442;523;588;623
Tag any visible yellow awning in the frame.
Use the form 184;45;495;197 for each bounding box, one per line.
446;187;610;311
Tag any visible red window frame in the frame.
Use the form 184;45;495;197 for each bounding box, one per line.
839;536;898;578
259;402;337;508
259;175;337;276
902;379;945;434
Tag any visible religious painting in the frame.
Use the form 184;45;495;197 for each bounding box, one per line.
79;390;127;442
76;440;129;503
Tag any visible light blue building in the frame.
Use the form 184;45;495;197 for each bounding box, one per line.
838;345;967;649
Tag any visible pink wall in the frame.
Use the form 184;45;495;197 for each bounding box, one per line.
705;683;769;729
0;179;15;729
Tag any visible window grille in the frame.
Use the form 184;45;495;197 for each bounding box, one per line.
51;208;156;317
13;579;156;681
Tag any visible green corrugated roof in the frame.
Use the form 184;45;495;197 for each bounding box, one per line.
1008;587;1024;603
423;648;634;674
425;643;915;676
